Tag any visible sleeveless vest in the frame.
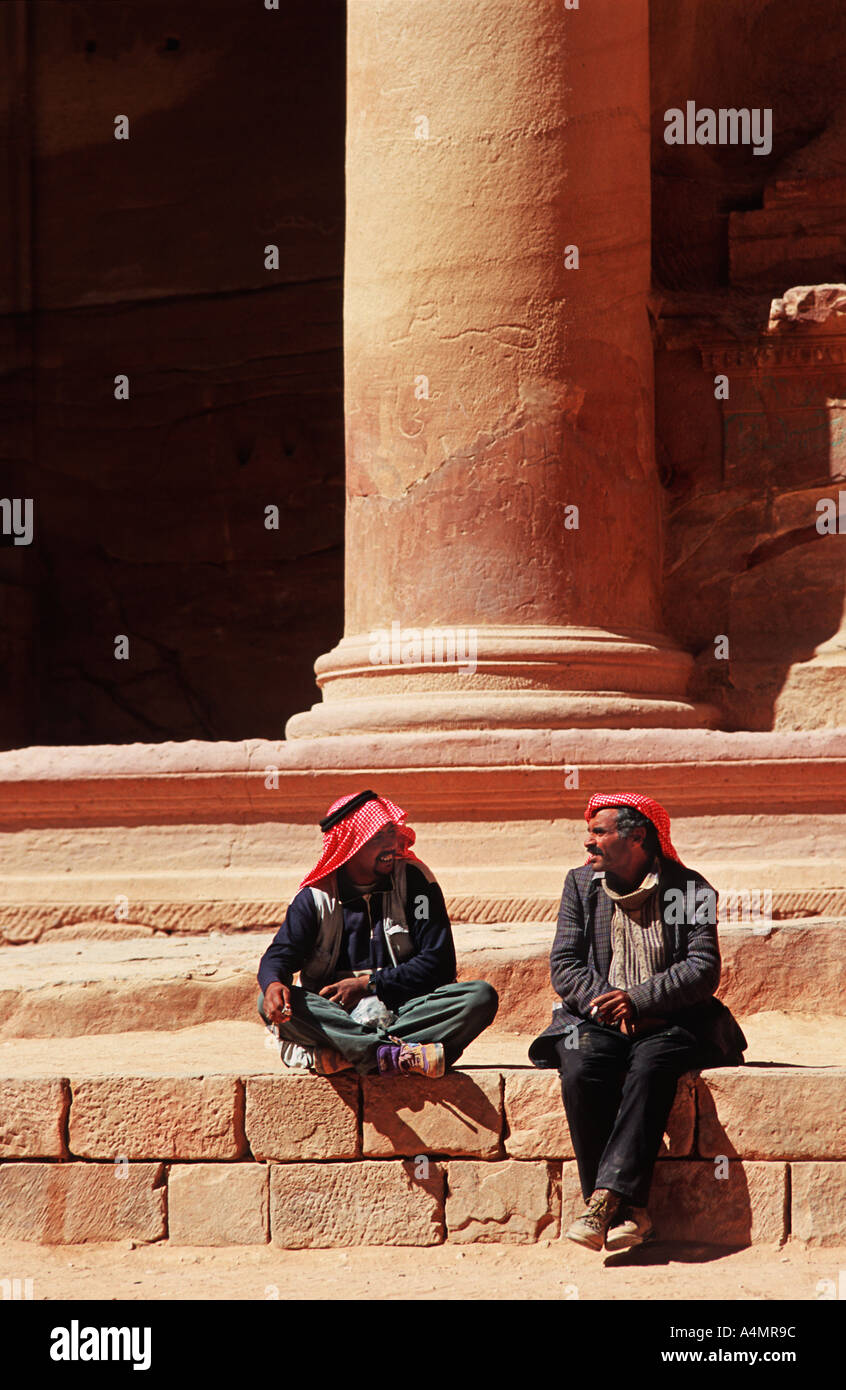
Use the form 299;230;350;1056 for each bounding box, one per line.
298;858;435;992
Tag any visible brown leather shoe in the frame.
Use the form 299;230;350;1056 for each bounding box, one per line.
565;1188;621;1251
605;1204;655;1250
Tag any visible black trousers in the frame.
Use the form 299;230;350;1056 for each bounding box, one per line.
555;1019;702;1207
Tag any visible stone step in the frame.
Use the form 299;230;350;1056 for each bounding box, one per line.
3;1013;846;1076
2;918;843;1038
1;1025;844;1247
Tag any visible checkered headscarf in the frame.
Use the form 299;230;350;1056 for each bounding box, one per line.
299;791;418;888
583;791;681;863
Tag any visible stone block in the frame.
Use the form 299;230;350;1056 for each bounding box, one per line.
504;1072;573;1159
69;1076;245;1159
718;924;846;1016
0;1162;166;1243
0;1078;69;1158
362;1072;501;1157
168;1163;268;1245
559;1160;586;1230
446;1160;558;1243
791;1163;846;1246
504;1070;695;1159
649;1161;787;1246
245;1073;358;1161
697;1070;846;1159
269;1160;444;1247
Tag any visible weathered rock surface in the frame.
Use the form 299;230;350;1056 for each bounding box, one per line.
697;1070;846;1160
790;1163;846;1246
269;1160;444;1248
168;1164;268;1246
362;1073;502;1158
0;1078;68;1157
68;1076;246;1160
648;1161;787;1246
0;1162;166;1243
245;1074;358;1161
769;283;846;326
446;1160;558;1244
503;1070;695;1160
0;0;345;750
4;919;844;1038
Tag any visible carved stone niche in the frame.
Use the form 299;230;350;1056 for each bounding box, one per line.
701;285;846;730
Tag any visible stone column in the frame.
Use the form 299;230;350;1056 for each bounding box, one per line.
288;0;713;737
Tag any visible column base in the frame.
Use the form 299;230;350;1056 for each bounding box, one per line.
285;627;717;737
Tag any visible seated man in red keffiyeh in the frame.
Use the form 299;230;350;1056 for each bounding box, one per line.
258;790;498;1078
529;792;747;1251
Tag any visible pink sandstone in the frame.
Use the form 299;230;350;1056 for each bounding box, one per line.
504;1070;695;1159
697;1070;846;1160
168;1163;269;1246
269;1160;444;1248
0;1162;166;1243
649;1161;788;1246
446;1159;559;1244
68;1076;245;1160
556;1160;787;1246
559;1161;587;1230
790;1163;846;1246
362;1072;502;1158
245;1074;358;1161
287;0;708;739
0;1078;68;1158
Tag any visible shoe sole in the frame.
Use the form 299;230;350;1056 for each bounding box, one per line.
407;1045;446;1079
605;1229;655;1251
564;1228;605;1251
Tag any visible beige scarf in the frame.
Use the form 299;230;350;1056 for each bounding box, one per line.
602;861;668;990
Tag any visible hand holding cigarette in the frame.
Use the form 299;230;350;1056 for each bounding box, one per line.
263;980;293;1025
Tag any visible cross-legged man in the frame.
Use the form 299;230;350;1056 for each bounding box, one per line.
529;792;746;1251
258;789;498;1078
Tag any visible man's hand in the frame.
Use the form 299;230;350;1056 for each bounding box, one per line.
588;989;634;1027
320;975;371;1011
263;981;292;1026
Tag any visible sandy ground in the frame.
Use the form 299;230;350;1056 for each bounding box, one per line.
2;1236;844;1302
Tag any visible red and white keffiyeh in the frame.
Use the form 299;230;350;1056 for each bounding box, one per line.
583;791;681;863
299;791;418;889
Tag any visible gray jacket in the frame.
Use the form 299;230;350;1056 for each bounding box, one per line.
528;858;747;1068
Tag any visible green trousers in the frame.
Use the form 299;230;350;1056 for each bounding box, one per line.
257;979;498;1075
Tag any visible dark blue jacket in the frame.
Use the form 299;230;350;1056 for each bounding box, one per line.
257;860;456;1012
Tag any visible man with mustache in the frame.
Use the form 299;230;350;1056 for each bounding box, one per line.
258;789;498;1077
529;792;746;1251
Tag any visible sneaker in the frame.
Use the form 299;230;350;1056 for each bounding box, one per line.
375;1041;446;1078
564;1188;621;1251
312;1048;356;1076
605;1205;655;1250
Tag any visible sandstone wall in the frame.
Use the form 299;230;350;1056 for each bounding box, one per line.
651;0;846;728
